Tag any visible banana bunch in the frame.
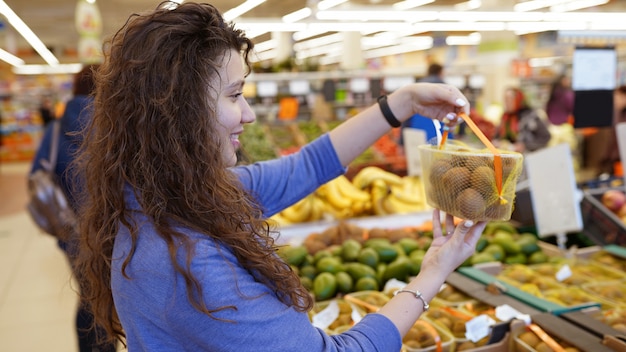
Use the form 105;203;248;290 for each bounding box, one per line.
269;168;429;226
352;166;403;190
353;167;428;216
271;193;326;225
383;176;428;215
315;175;371;219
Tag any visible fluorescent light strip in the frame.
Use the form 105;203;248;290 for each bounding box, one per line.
223;0;266;22
392;0;435;11
253;39;277;52
550;0;609;12
282;7;312;23
318;0;349;11
446;32;481;45
0;0;59;66
0;48;24;66
454;0;482;11
13;63;83;75
438;11;545;22
514;0;569;12
316;10;438;22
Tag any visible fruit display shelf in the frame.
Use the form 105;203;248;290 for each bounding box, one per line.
581;188;626;246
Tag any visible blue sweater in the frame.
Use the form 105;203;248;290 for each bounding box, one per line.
112;134;402;351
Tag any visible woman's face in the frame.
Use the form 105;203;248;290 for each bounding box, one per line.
504;89;517;113
216;50;256;167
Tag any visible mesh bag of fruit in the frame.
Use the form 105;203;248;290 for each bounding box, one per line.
418;113;524;221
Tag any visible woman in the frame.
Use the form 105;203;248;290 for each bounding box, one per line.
74;2;486;351
30;64;116;352
545;74;574;126
495;87;551;153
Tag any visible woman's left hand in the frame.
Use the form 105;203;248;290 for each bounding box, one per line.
420;209;487;277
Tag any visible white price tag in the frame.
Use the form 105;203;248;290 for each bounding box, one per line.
402;128;427;176
495;304;531;325
383;278;407;294
350;303;363;324
555;264;573;282
465;314;496;343
312;300;340;330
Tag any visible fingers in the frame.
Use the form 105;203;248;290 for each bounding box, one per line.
445;214;454;236
432;209;443;239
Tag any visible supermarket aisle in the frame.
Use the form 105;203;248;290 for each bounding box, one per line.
0;162;79;352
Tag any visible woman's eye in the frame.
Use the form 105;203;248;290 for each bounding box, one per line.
231;92;243;99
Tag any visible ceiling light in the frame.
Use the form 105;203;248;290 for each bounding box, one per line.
0;48;24;66
13;63;83;75
454;0;482;11
0;0;59;65
514;0;569;12
446;32;481;45
318;0;349;10
223;0;266;22
282;7;312;23
438;11;544;22
550;0;609;12
392;0;435;11
253;39;277;53
316;10;437;22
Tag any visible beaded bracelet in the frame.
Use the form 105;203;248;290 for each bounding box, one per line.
377;95;401;128
394;288;430;311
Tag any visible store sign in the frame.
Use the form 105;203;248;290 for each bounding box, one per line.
75;0;103;63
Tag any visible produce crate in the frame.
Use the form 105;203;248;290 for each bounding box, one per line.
580;188;626;246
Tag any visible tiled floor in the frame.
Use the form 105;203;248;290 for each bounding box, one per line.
0;161;79;352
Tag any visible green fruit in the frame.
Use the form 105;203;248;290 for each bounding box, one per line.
504;253;527;265
300;276;313;291
492;232;521;255
397;238;420;255
335;271;354;294
313;272;337;300
370;243;399;263
341;239;362;262
409;249;426;272
470;252;495;265
476;237;489;252
278;245;308;267
382;257;412;282
393;243;408;257
316;256;344;274
355;277;379;291
516;235;540;255
357;247;380;268
344;262;377;282
528;251;549;264
483;244;505;261
314;250;332;264
300;265;317;281
364;238;392;248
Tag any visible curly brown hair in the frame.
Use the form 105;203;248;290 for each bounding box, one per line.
73;1;312;345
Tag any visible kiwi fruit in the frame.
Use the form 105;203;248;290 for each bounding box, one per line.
439;166;471;196
485;200;511;220
415;330;435;346
470;166;496;198
455;188;486;220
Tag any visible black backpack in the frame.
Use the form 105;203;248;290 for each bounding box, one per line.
27;120;77;241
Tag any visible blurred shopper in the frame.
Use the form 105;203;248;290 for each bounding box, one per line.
30;64;115;352
494;87;551;153
545;74;574;126
72;3;486;350
38;96;56;127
